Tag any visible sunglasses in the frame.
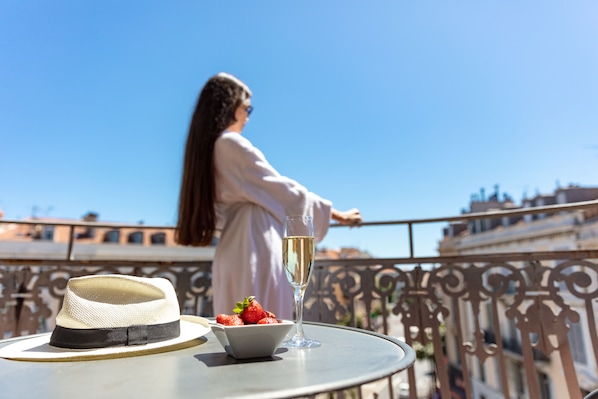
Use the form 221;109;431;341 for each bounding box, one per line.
245;105;253;116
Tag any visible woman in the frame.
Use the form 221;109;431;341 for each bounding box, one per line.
176;72;362;319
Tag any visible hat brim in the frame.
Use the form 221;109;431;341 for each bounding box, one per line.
0;315;210;362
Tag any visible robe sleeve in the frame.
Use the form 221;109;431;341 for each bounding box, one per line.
214;132;332;241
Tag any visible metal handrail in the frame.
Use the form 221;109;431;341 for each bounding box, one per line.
1;198;597;260
333;198;598;226
3;198;597;229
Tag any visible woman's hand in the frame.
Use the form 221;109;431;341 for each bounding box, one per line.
331;208;362;227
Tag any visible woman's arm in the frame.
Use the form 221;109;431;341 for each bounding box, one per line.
331;208;362;226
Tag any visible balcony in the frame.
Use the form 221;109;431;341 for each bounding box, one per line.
1;199;598;399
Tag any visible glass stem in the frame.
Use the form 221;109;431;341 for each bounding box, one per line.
293;288;305;340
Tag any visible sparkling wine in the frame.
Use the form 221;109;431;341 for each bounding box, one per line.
282;235;314;290
282;216;320;348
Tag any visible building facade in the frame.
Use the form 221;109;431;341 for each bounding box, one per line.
0;212;215;262
439;185;598;398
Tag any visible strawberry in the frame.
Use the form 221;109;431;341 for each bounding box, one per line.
234;296;266;324
216;313;244;326
257;317;279;324
264;310;277;319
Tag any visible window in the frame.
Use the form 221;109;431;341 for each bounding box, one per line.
77;227;96;239
478;360;486;383
128;231;144;244
31;225;54;240
151;232;166;245
568;321;587;364
538;372;551;399
42;226;54;241
514;362;525;395
103;230;120;243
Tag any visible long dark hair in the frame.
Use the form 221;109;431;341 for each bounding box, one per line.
176;74;251;246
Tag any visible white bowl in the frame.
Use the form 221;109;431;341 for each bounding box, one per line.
210;320;294;359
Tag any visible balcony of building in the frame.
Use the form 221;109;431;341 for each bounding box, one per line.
1;199;598;399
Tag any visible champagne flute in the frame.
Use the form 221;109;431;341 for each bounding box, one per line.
282;215;321;348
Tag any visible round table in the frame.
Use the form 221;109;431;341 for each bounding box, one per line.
0;322;415;399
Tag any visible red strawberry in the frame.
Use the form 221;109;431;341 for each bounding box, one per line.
257;317;279;324
216;313;244;326
234;296;266;324
265;310;277;319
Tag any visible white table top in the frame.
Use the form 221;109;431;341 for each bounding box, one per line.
0;322;415;399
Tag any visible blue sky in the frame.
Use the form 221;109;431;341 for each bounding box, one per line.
1;1;597;258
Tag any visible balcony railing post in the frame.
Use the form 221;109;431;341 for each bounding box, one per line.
66;225;75;261
408;222;414;258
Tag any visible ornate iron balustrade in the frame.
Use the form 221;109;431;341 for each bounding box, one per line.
1;199;598;399
308;251;598;399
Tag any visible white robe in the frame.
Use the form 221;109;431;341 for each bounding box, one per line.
212;131;332;319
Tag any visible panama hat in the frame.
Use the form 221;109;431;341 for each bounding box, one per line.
0;274;210;362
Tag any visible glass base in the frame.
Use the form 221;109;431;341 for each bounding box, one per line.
282;336;321;349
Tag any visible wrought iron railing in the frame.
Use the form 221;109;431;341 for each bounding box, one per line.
1;198;598;399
